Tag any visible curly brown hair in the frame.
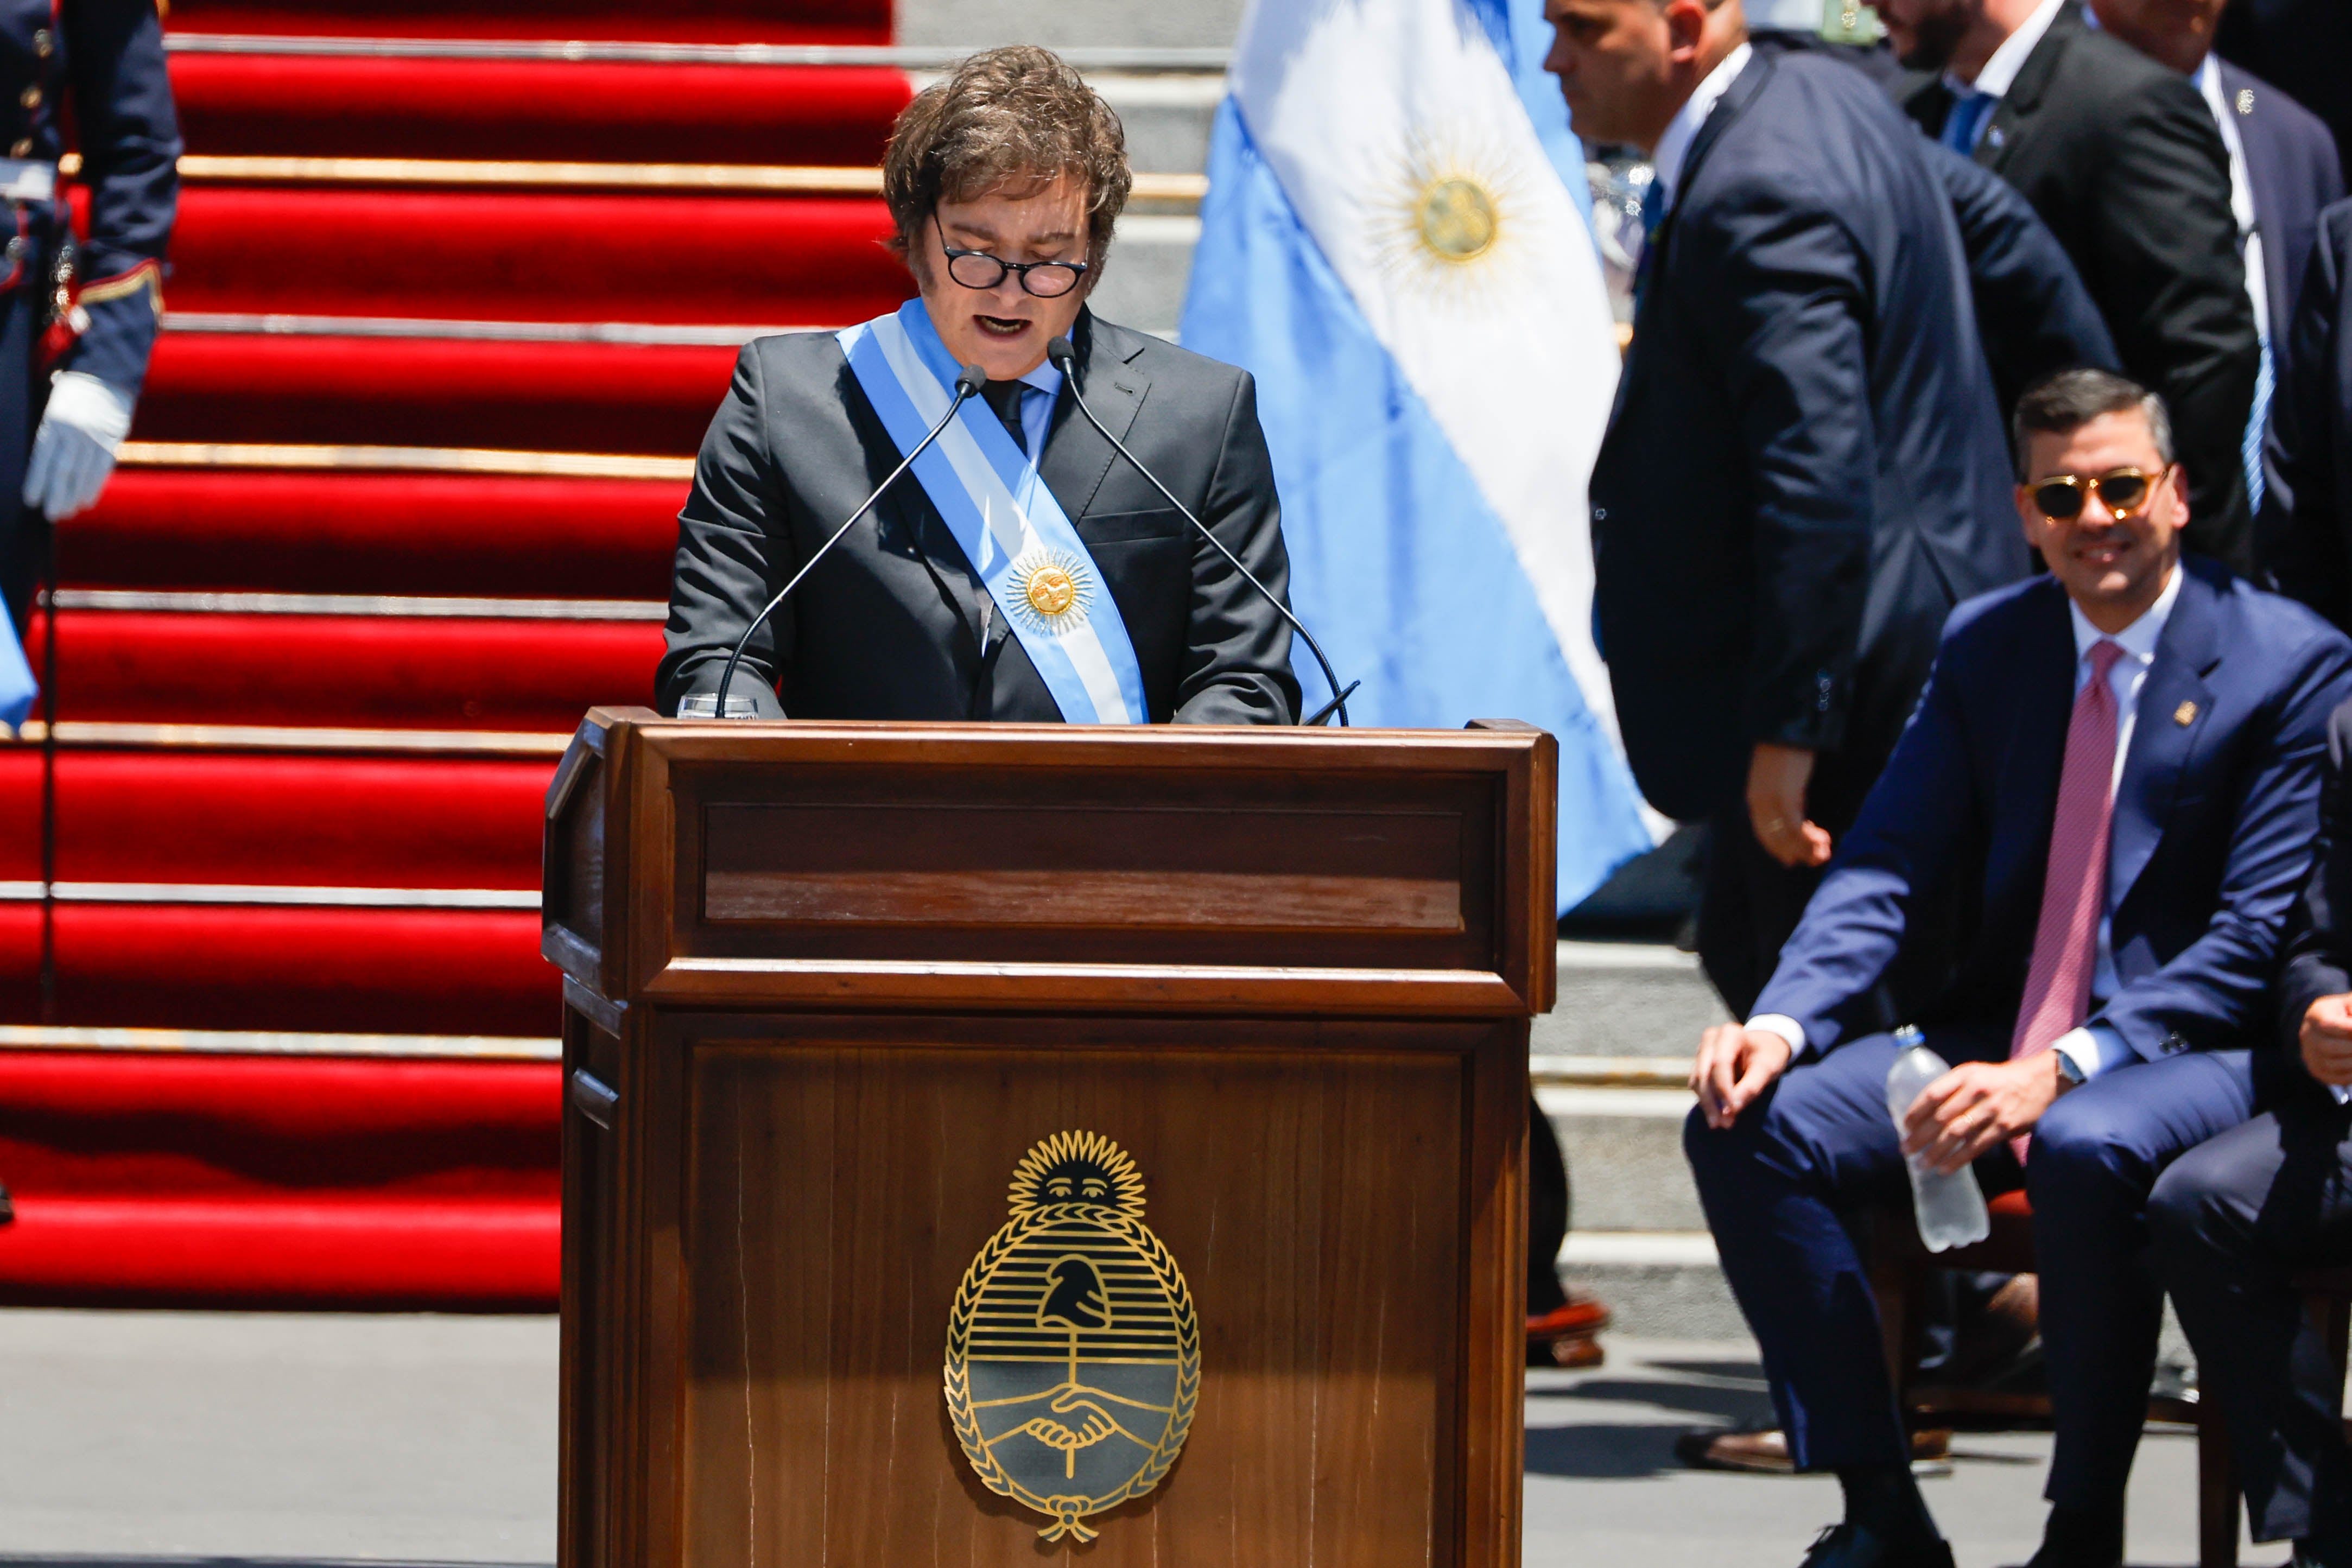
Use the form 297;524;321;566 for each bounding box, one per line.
881;46;1132;280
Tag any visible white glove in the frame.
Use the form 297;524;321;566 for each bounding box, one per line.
24;371;134;521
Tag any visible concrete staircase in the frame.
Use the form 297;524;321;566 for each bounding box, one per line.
1538;941;1741;1338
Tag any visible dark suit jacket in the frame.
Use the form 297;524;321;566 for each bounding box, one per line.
1903;2;2261;573
1925;139;2120;418
2218;0;2352;182
2274;200;2352;630
2276;702;2352;1080
657;309;1300;725
1748;30;2118;416
1592;46;2027;825
2224;62;2346;547
1757;558;2352;1062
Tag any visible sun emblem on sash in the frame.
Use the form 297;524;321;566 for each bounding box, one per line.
943;1131;1200;1543
1006;549;1095;637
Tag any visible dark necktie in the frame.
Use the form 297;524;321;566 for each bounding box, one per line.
982;379;1028;455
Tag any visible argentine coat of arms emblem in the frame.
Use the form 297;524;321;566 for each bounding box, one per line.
943;1130;1200;1542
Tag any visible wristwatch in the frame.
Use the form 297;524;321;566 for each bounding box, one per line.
2053;1048;2089;1088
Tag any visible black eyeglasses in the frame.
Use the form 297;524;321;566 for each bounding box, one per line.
934;216;1088;299
2031;465;2171;522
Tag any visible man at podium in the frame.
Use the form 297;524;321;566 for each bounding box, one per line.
657;46;1301;726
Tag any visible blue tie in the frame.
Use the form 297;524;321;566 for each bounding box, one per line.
1943;88;1995;153
2245;327;2274;512
1633;177;1668;308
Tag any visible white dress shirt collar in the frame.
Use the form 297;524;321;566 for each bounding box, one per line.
1945;0;2066;99
2068;560;2183;669
1652;41;1753;216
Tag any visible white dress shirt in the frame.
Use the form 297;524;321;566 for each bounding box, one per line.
1651;42;1753;219
1749;567;2184;1085
1938;0;2066;151
2193;53;2269;350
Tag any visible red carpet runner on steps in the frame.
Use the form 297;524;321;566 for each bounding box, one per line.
0;0;915;1307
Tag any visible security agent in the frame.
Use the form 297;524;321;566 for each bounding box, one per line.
659;47;1297;726
0;0;179;623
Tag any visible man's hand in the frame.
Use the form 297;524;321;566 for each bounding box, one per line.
1900;1053;2070;1174
1747;742;1833;869
1691;1023;1795;1129
2299;994;2352;1088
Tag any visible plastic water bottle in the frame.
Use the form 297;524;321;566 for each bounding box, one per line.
1885;1037;1991;1252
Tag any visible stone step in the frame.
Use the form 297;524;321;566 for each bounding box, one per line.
1556;1231;1745;1344
1540;939;1729;1061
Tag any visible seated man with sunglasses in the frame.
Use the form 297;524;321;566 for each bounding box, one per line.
1683;366;2352;1568
657;45;1298;725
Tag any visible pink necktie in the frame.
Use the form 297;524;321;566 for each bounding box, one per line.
2006;639;2126;1157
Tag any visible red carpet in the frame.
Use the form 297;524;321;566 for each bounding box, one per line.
160;188;904;324
0;752;552;887
1;0;920;1311
137;333;742;453
173;56;912;165
166;0;889;45
69;471;679;598
0;906;557;1035
30;612;663;731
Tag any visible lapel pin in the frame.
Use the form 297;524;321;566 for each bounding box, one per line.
2175;700;2198;726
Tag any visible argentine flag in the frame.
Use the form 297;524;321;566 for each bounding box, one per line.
1181;0;1655;912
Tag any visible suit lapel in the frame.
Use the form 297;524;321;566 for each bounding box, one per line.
2224;65;2294;338
1647;48;1771;282
1977;0;2076;171
2108;568;2223;911
1038;308;1149;520
2006;583;2081;852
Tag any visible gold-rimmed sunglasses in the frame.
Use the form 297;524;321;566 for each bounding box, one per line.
2029;465;2172;522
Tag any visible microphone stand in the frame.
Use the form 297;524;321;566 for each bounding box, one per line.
711;362;988;718
1047;337;1354;728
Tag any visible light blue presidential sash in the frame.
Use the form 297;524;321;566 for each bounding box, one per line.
839;301;1149;725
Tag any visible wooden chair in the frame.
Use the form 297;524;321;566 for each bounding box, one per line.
1874;1201;2352;1568
1869;1192;2231;1564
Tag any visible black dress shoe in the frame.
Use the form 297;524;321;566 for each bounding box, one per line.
2022;1504;2124;1568
1797;1522;1955;1568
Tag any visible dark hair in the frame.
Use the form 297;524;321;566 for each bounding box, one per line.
880;46;1132;277
2011;367;2176;480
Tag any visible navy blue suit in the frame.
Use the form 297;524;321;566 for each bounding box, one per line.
0;0;177;620
2275;201;2352;630
2147;699;2352;1550
1590;46;2027;1013
2223;64;2347;548
1685;560;2352;1507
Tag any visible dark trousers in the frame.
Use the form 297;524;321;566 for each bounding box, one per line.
0;283;46;630
1529;1095;1569;1315
2148;1095;2352;1545
1685;1027;2268;1507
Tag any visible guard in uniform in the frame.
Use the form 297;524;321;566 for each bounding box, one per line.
0;0;178;625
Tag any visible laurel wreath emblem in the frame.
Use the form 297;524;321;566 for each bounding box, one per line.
943;1201;1201;1543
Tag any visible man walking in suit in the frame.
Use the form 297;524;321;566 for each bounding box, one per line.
1882;0;2262;573
2089;0;2343;545
1684;369;2352;1567
2147;699;2352;1568
1548;0;2026;1018
659;46;1297;726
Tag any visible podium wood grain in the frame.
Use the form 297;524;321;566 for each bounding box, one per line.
547;712;1555;1567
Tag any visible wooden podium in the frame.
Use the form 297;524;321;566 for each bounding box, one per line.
544;709;1557;1567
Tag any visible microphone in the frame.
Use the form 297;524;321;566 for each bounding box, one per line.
709;361;988;718
1047;337;1355;727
